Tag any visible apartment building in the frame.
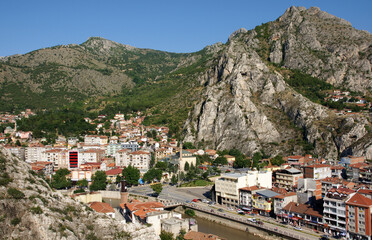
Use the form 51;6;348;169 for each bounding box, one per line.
41;149;67;169
84;135;108;145
275;167;302;190
323;188;355;237
303;164;332;180
25;143;46;163
346;193;372;240
215;173;248;207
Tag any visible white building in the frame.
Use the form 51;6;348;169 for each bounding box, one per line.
178;150;197;172
247;170;272;189
25;143;46;163
115;150;150;170
323;188;354;236
78;149;105;164
41;149;68;169
107;143;123;156
84;135;108;145
273;192;298;215
215;173;248;207
115;149;130;168
303;164;332;180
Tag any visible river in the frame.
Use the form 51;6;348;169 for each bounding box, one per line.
192;215;264;240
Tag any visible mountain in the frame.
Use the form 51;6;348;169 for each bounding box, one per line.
183;6;372;160
1;6;372;159
0;147;158;239
0;36;202;111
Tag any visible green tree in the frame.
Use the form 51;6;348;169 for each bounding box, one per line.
213;156;228;166
115;175;123;184
160;231;174;240
184;162;190;171
171;174;178;185
122;165;140;186
143;168;163;182
51;168;71;189
150;153;155;168
77;179;88;188
270;155;285;166
155;161;167;171
176;229;186;240
185;209;195;217
202;171;209;180
183;142;195;149
151;183;163;195
90;171;107;191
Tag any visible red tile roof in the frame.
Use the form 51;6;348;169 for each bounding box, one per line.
239;186;261;192
105;168;123;176
304;164;331;168
130;151;150;155
89;202;115;213
346;193;372;207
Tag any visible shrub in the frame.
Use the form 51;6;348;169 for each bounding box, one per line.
11;218;21;226
30;206;43;214
185;209;195;217
7;187;25;199
0;172;12;186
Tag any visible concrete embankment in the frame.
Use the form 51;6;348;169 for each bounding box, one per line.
175;207;293;240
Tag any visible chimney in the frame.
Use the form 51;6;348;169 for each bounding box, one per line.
120;179;129;204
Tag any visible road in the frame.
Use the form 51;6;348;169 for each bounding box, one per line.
128;185;212;202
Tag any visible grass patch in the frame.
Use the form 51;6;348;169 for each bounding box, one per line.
180;179;213;187
7;187;25;199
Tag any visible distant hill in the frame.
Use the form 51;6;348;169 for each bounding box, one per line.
1;6;372;159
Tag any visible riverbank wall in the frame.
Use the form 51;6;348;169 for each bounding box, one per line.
175;206;293;240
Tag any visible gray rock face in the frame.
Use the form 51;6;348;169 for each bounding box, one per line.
0;148;158;240
184;7;371;159
270;6;372;93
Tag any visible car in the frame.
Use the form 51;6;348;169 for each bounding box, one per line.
320;235;330;240
238;212;245;215
202;199;209;203
185;200;191;203
208;201;215;205
237;210;245;215
192;199;199;202
248;218;257;223
280;221;288;225
293;226;302;230
218;208;224;212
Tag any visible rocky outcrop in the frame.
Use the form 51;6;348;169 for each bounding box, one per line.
0;148;158;240
184;7;371;159
267;6;372;93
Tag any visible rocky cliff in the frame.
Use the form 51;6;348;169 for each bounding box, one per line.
184;6;372;160
0;148;158;240
267;6;372;93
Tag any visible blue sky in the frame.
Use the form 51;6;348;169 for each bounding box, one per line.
1;0;371;56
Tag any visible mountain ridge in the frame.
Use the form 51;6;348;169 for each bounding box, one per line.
1;6;372;159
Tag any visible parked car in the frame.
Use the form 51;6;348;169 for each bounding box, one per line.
192;199;199;202
218;208;224;212
248;218;257;223
202;199;209;203
293;226;302;230
237;210;245;215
